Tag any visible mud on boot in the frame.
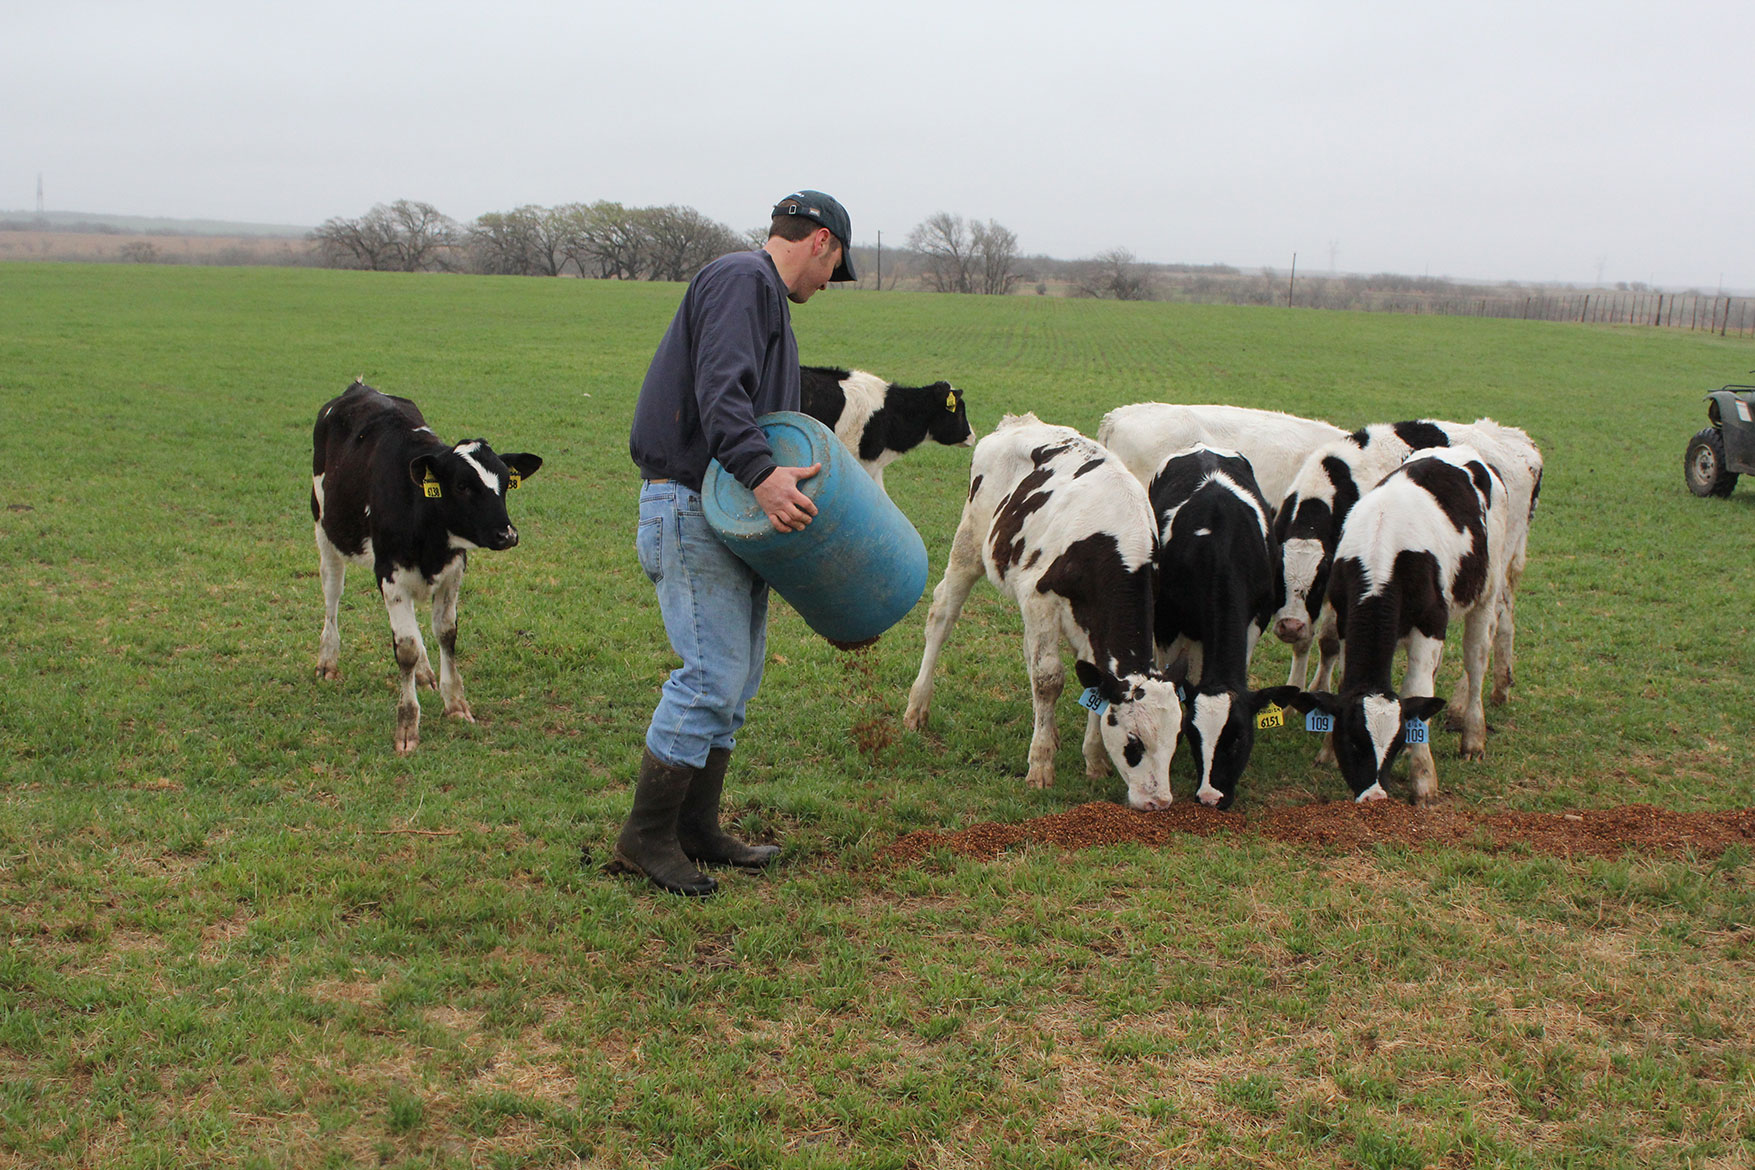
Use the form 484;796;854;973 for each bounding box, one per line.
676;747;780;869
608;749;717;896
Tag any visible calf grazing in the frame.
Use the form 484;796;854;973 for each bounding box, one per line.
1148;446;1301;808
1097;402;1348;511
1288;446;1509;804
799;365;974;493
311;379;542;754
904;414;1181;809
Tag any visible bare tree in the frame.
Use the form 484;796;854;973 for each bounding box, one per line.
383;200;458;272
310;200;457;272
971;219;1020;295
1073;247;1153;301
557;201;650;280
642;205;744;282
908;212;974;294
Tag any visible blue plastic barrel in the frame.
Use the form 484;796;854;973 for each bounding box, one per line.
703;411;929;645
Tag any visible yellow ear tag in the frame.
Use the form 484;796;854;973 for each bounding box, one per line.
507;470;521;490
422;470;442;498
1255;703;1285;730
945;390;958;412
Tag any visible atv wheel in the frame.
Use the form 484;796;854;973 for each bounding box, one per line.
1685;427;1737;497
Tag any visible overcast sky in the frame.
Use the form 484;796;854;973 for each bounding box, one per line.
6;0;1752;289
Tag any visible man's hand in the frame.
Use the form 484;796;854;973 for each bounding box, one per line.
753;463;821;532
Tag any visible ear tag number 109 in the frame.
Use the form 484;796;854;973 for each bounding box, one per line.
1404;718;1429;744
1304;710;1334;734
1255;703;1285;730
1077;688;1111;715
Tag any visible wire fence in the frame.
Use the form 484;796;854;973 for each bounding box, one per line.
1363;290;1755;335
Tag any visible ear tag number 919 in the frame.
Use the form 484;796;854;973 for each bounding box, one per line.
1077;687;1111;715
1255;703;1285;730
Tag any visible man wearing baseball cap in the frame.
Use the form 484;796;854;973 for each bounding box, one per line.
617;189;855;895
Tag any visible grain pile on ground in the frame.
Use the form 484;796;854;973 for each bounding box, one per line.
882;799;1755;863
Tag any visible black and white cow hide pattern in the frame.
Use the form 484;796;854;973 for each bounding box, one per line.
1270;417;1542;713
1148;445;1301;808
904;413;1181;809
799;365;974;494
1096;402;1348;512
311;378;541;754
1287;445;1509;805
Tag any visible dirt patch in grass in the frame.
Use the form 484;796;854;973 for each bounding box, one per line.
881;799;1755;863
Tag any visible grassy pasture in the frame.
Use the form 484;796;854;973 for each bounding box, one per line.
1;263;1752;1168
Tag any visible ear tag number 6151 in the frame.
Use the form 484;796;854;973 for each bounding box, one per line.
1256;703;1285;730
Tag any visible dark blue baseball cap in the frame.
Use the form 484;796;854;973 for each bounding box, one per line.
772;190;856;282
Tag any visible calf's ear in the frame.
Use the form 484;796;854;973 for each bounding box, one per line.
1251;685;1304;714
501;453;543;482
1074;660;1124;706
407;453;439;487
1284;690;1340;716
1400;695;1447;724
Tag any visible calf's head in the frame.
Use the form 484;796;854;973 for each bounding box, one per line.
1182;684;1303;809
1288;690;1446;800
408;441;543;552
1076;661;1181;811
927;383;976;448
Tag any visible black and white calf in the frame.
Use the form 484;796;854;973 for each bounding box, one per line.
1096;402;1348;511
1270;418;1542;710
799;365;974;493
311;379;542;754
1287;446;1509;804
1148;446;1301;808
904;414;1181;809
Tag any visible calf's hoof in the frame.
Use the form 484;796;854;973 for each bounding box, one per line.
315;664;340;682
1025;766;1054;790
416;666;438;690
445;700;475;723
902;705;929;732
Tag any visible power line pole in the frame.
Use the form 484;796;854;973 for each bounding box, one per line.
1287;253;1297;307
876;229;882;290
36;173;45;216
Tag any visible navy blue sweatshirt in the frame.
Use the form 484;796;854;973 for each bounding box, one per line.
628;249;800;491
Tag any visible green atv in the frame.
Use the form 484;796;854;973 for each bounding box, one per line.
1685;378;1755;497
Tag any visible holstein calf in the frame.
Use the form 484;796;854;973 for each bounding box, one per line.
799;365;974;493
311;379;542;754
1148;446;1301;808
1270;418;1542;710
1288;446;1509;804
904;414;1181;808
1096;402;1348;511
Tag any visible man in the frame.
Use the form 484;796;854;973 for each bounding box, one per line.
616;190;856;896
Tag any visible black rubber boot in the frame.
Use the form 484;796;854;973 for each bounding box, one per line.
677;747;780;869
608;749;717;896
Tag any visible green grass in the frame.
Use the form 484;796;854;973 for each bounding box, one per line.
1;263;1753;1167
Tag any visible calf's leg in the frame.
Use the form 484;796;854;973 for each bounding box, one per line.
315;528;346;680
1401;634;1445;805
380;576;427;754
904;520;982;731
430;560;474;722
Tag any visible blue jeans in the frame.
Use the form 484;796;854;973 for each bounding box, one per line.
636;482;768;770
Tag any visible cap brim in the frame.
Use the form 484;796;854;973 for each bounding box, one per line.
831;242;856;283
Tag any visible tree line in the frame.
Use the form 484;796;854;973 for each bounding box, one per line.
309;199;752;281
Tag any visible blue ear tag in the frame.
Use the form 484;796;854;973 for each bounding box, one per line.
1255;703;1285;730
1403;718;1429;744
1077;687;1111;715
1304;710;1334;734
